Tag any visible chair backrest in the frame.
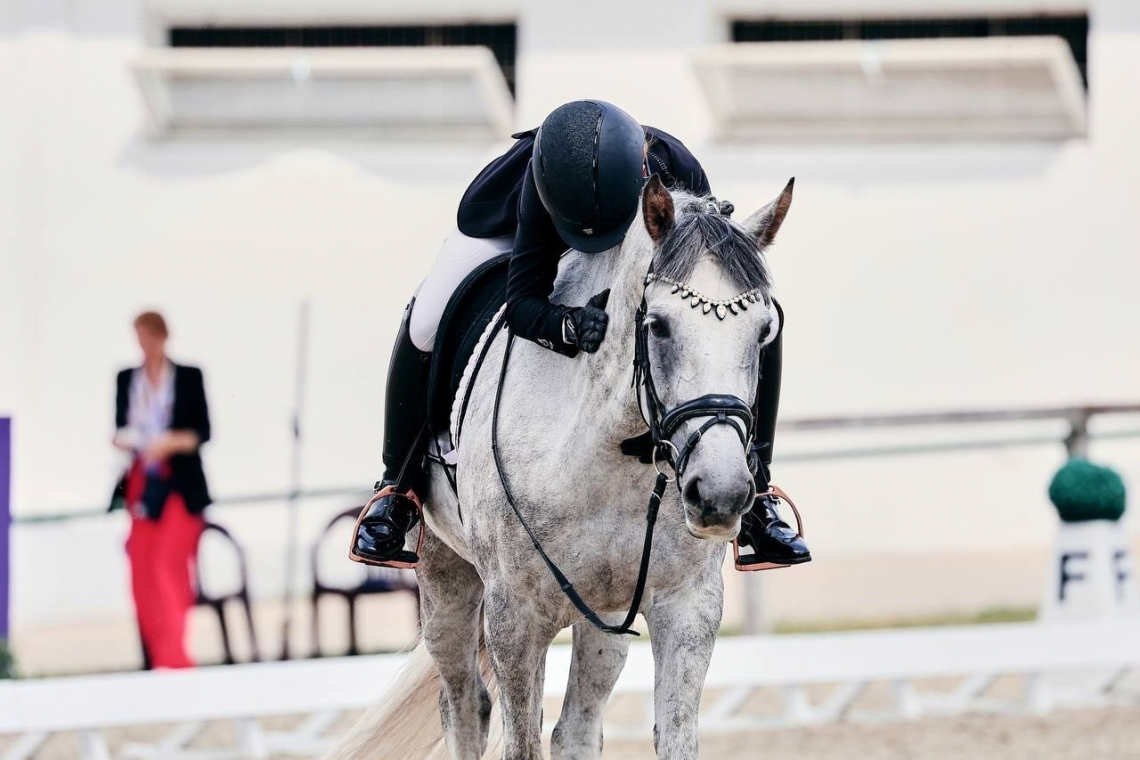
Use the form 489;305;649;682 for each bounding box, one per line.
195;522;251;603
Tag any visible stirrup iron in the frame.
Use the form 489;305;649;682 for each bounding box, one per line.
348;485;426;569
732;485;805;573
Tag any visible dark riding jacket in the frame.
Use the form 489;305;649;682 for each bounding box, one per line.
457;127;710;356
111;364;213;514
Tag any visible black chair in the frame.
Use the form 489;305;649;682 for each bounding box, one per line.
194;522;260;665
311;506;419;657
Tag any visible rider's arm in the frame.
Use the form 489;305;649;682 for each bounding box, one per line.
503;131;710;357
504;162;580;356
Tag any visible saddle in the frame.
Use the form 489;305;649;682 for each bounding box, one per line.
426;253;512;442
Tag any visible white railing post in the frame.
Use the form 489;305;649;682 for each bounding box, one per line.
3;732;48;760
236;718;269;759
782;684;813;724
78;731;111;760
742;574;770;634
1025;673;1053;715
893;679;922;720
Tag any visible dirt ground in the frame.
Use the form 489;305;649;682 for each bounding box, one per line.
5;705;1138;759
605;707;1140;759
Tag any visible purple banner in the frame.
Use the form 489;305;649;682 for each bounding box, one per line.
0;417;9;639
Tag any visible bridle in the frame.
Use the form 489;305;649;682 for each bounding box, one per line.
491;262;766;637
633;273;760;486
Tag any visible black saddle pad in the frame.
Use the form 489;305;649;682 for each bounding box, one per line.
426;253;511;439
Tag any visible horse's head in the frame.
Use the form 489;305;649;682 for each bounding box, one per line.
630;175;794;541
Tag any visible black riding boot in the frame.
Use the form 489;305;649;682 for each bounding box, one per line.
736;303;812;571
350;300;432;568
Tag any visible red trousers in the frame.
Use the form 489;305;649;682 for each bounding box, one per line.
124;463;204;669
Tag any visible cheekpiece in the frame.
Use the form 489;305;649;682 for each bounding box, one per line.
645;273;767;320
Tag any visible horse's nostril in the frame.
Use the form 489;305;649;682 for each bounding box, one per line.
683;477;702;508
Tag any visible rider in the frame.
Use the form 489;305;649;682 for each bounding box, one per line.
351;100;809;572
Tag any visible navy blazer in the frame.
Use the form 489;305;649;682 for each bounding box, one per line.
457;127;710;355
112;363;212;514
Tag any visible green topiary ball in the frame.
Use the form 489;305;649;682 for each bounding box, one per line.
1048;458;1126;523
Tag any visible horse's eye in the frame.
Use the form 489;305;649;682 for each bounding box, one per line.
648;318;671;339
758;323;772;345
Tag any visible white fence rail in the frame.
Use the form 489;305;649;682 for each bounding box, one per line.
2;622;1139;759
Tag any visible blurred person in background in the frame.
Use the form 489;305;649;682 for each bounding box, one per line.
352;100;810;572
110;311;211;669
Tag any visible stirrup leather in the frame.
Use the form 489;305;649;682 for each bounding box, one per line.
347;485;426;569
733;485;805;573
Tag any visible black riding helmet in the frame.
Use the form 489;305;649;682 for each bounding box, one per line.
532;100;647;254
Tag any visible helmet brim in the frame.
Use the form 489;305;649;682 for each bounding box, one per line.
556;205;639;254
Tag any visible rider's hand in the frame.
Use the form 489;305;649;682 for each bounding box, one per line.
567;289;610;354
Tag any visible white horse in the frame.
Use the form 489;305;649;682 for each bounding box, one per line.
330;175;794;760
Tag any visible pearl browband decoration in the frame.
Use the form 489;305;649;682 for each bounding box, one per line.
645;273;767;320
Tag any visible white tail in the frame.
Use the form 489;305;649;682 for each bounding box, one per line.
324;639;501;760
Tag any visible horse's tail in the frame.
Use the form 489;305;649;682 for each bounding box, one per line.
323;638;501;760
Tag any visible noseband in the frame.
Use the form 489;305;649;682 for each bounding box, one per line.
491;264;766;637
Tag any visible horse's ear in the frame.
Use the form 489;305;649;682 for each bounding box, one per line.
642;174;674;245
741;178;794;249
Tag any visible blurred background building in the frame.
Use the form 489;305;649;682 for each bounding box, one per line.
0;0;1138;675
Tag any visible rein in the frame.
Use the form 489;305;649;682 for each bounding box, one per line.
491;269;758;637
491;321;668;636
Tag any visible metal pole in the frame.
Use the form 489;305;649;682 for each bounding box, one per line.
278;303;309;660
1064;410;1091;459
742;573;769;634
0;417;10;642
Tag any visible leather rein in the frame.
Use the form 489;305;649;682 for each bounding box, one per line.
491;269;759;636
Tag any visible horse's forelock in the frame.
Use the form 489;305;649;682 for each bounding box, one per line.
652;191;772;297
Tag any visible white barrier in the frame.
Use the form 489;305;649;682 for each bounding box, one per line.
2;622;1138;759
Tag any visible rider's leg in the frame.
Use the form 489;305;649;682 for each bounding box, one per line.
752;301;783;490
350;300;432;567
351;231;513;567
410;231;515;351
735;300;812;571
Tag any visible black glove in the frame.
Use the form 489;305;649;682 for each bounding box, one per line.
565;289;610;354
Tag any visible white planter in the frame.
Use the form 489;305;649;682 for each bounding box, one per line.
1040;520;1138;622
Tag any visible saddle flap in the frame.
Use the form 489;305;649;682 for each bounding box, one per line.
426;253;513;440
620;431;655;463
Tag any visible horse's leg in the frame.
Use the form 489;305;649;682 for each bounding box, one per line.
645;572;724;759
418;529;492;760
483;582;559;760
550;615;630;760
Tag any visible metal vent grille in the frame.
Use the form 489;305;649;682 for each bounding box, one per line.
170;24;517;95
732;15;1088;87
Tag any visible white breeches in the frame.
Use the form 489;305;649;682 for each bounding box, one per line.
409;230;515;352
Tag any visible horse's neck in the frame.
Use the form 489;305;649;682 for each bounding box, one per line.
549;234;654;444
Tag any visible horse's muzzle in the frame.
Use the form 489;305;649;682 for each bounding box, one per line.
684;513;742;542
681;471;754;542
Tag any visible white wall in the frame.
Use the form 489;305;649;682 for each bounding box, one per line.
2;0;1138;627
